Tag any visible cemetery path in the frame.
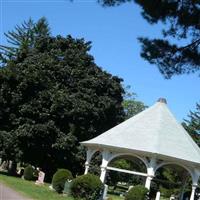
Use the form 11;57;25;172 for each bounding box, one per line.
0;182;32;200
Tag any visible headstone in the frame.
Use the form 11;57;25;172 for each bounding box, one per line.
8;161;12;169
1;161;8;170
35;170;45;185
63;179;72;195
155;191;160;200
49;185;55;191
128;186;133;192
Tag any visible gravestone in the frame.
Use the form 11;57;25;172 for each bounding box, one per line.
63;179;72;195
35;170;45;185
128;185;133;192
1;161;9;170
170;196;175;200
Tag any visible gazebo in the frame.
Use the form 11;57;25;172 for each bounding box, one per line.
81;98;200;200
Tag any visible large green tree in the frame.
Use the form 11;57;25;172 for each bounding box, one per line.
0;18;125;177
99;0;200;78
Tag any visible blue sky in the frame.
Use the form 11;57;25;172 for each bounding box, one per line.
1;0;200;121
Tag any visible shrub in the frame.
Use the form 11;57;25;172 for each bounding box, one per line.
52;169;73;193
23;165;35;180
125;185;149;200
71;173;103;200
8;162;17;176
159;186;180;198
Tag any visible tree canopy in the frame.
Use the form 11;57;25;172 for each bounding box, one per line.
99;0;200;78
0;17;50;66
123;86;147;119
0;18;125;177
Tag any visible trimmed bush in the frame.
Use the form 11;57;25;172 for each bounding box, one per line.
52;169;73;193
125;185;149;200
23;165;35;180
71;173;103;200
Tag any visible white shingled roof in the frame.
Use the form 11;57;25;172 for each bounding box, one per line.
81;99;200;165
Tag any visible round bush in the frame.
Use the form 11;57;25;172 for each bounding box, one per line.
71;174;103;200
125;185;149;200
52;169;73;193
23;165;35;180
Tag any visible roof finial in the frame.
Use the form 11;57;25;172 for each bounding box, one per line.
157;98;167;104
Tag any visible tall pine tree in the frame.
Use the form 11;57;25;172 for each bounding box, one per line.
0;17;50;66
183;103;200;146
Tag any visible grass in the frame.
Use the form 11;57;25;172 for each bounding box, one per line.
160;198;168;200
107;194;124;200
0;173;123;200
0;174;73;200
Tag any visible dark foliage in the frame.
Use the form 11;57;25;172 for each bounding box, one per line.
23;165;35;181
70;174;103;200
125;185;149;200
52;169;73;193
0;17;50;66
183;103;200;146
107;158;146;187
99;0;200;78
0;18;125;177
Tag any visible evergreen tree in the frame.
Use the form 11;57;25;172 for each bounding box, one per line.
0;17;50;66
0;19;125;177
99;0;200;78
183;103;200;146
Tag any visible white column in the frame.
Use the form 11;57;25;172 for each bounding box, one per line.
190;168;200;200
102;184;108;200
100;166;107;183
145;176;153;190
84;162;89;174
99;150;112;183
145;157;156;190
190;185;197;200
84;148;96;175
155;191;160;200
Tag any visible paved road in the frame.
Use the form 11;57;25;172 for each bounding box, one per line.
0;183;31;200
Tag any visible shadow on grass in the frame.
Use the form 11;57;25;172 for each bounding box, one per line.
0;170;10;176
0;170;21;178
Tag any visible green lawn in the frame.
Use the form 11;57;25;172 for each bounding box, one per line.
0;173;123;200
107;194;124;200
0;174;73;200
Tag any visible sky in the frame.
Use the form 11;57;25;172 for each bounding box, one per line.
1;0;200;121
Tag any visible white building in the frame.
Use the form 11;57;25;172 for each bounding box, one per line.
81;98;200;200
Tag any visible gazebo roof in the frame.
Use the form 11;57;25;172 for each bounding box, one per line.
81;98;200;165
